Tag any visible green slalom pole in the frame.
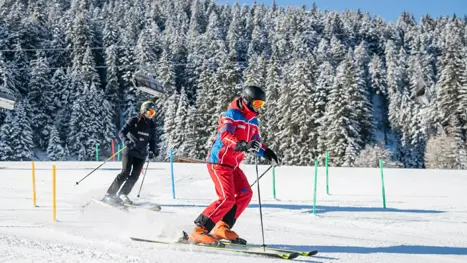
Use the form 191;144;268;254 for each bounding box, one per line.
325;152;329;195
95;143;99;161
379;159;387;209
313;160;318;215
272;166;276;199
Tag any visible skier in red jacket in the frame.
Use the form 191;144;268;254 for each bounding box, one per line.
188;85;279;245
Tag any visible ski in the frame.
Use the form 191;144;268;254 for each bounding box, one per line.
221;240;318;257
130;235;299;260
92;198;161;212
92;198;128;211
122;202;162;211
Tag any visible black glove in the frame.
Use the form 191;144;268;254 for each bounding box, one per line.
124;138;135;149
235;141;248;152
235;140;261;152
248;140;261;152
264;148;279;166
148;151;155;160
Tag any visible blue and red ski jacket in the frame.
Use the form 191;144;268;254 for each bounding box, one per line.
207;97;267;169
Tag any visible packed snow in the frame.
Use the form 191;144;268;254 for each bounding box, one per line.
0;161;466;262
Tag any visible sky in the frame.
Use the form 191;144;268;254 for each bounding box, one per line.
215;0;467;23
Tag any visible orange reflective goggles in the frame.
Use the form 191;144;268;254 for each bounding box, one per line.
251;99;265;108
146;108;156;116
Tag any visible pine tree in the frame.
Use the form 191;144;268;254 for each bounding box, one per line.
319;53;361;166
425;134;462;169
47;23;70;68
0;53;18;100
275;68;294;165
157;48;177;94
353;42;375;146
47;124;66;161
184;105;199;158
369;54;389;144
314;61;334;158
435;25;464;137
159;93;179;161
195;61;219;155
1;99;35;161
120;27;138;122
385;40;404;161
68;83;116;160
10;43;28;95
104;45;121;127
69;12;94;66
284;56;318;165
215;51;240;115
172;88;189;156
135;26;157;68
0;113;14;160
243;54;267;89
262;57;282;151
44;68;67;123
28;52;51;150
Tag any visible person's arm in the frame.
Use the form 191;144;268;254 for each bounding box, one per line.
119;117;138;147
218;110;240;148
250;121;279;165
250;129;267;158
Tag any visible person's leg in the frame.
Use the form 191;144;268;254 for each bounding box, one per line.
189;164;235;244
106;154;133;196
118;156;146;198
231;167;253;226
211;167;253;240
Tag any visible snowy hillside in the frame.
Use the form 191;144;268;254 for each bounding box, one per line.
0;161;466;262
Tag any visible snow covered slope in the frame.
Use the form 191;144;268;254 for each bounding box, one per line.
0;161;466;262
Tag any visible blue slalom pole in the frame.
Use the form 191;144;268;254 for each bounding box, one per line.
170;149;176;199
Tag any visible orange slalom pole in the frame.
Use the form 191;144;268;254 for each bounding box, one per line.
52;165;56;221
32;161;36;207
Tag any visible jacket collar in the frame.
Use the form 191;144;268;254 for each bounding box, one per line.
227;97;258;121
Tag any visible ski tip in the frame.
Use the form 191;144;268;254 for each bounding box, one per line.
129;237;147;242
284;252;300;260
291;252;300;259
297;250;318;257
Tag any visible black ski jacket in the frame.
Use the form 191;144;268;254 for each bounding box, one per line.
119;115;157;160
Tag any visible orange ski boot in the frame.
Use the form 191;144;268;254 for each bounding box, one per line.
211;221;239;241
188;226;220;246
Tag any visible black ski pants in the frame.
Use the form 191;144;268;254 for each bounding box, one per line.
107;154;146;196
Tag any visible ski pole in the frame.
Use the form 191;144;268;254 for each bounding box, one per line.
255;155;267;251
137;158;150;198
250;165;273;187
75;146;127;185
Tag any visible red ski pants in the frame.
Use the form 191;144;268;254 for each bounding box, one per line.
195;164;253;231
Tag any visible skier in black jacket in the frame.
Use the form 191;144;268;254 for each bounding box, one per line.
103;100;158;205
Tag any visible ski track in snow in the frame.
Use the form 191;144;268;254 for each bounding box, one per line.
0;161;466;262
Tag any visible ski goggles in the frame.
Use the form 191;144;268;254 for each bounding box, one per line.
251;99;265;109
146;108;156;117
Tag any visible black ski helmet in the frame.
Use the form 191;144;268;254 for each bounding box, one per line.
140;100;156;117
242;85;266;112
